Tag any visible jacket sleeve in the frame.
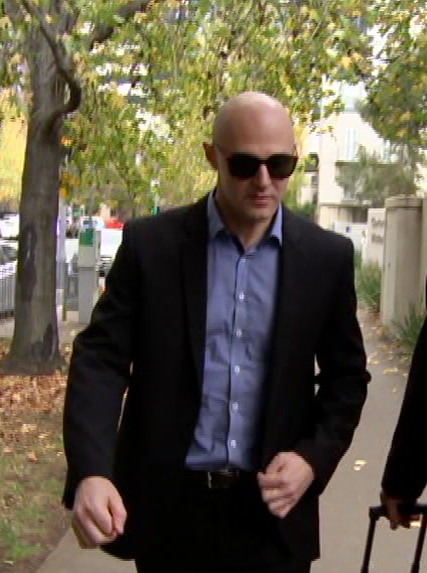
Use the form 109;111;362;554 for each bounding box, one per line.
381;314;427;499
62;221;138;507
295;239;371;493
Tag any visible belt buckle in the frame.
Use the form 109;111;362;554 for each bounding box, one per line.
207;469;239;489
207;471;213;489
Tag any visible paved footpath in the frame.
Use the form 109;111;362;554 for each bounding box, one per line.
34;309;426;573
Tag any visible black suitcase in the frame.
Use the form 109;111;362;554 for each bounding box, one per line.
361;504;427;572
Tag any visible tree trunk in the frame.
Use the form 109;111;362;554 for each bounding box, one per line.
0;31;65;374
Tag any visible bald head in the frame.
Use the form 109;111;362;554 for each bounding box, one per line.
212;91;294;148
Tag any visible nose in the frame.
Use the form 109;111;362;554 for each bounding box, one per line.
253;163;271;187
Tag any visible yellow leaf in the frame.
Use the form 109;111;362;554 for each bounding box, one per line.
10;53;22;66
399;111;412;122
21;423;37;433
27;451;38;462
134;12;147;24
354;459;367;471
340;56;352;69
0;16;10;29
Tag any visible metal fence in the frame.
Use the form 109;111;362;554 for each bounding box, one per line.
0;241;18;317
0;262;16;317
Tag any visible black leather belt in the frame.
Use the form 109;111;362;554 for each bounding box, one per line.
186;468;250;490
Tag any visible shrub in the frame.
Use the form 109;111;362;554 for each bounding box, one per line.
354;250;363;273
356;261;382;313
393;304;426;354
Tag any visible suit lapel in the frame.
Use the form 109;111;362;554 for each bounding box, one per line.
270;207;307;363
260;208;310;463
181;196;209;393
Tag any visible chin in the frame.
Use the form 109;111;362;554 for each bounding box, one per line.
250;205;276;218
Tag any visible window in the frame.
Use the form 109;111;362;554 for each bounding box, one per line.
340;83;364;112
343;128;359;161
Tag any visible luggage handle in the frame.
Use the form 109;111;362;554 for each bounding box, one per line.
361;504;427;573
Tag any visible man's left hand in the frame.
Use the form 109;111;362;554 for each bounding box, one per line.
257;451;315;519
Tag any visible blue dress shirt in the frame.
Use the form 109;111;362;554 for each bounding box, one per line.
186;192;282;471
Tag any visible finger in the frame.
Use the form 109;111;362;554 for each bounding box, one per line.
257;472;282;489
386;504;402;530
109;496;127;535
265;453;287;474
267;499;292;519
73;509;117;546
89;503;115;537
261;487;293;504
78;519;118;546
72;520;98;549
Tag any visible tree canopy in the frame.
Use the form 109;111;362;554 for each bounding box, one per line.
336;145;421;207
361;0;427;153
1;0;414;373
55;0;376;212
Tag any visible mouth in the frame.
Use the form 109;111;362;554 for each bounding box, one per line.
248;195;272;206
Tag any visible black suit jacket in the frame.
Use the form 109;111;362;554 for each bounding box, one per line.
63;195;370;561
382;281;427;499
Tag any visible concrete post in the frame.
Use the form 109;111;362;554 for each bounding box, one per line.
77;229;100;324
363;208;385;267
381;196;423;329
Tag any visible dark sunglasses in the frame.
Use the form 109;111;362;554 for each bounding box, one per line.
216;144;298;180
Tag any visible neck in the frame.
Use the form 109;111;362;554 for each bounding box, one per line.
214;196;273;250
234;223;271;250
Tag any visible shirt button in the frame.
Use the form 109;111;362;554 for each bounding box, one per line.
232;402;239;412
234;365;240;374
238;292;245;301
230;440;237;448
235;328;242;338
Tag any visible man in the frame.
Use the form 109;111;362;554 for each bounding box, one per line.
63;91;370;572
381;281;427;529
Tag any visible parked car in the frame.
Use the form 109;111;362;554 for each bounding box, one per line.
0;240;18;315
0;241;18;262
106;217;124;230
97;228;123;277
0;214;19;239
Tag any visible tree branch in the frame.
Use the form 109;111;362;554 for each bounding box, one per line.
19;0;82;126
89;0;159;50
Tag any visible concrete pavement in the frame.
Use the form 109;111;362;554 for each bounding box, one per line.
312;311;427;572
31;309;426;572
36;531;134;573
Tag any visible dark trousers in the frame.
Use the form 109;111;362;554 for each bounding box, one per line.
133;472;311;573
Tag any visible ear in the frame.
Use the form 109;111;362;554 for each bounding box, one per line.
203;142;218;170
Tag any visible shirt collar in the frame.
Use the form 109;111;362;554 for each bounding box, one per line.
207;190;283;245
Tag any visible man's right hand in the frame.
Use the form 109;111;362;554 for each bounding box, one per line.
381;490;416;530
72;476;127;548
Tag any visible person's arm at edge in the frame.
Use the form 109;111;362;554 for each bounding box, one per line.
294;238;371;493
63;220;138;506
